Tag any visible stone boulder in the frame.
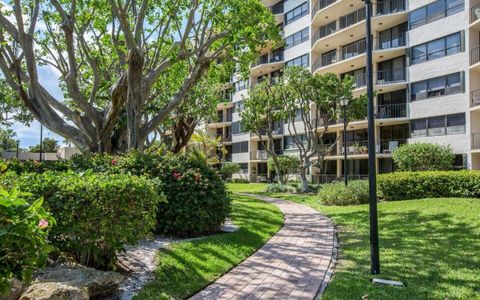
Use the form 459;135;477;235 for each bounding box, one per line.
18;265;124;300
0;279;24;300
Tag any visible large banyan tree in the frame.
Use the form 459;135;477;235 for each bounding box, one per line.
0;0;278;152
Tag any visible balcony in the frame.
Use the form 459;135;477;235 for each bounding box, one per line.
472;89;480;108
375;0;405;16
376;68;406;85
312;39;366;73
250;126;284;137
251;50;284;77
471;3;480;24
340;140;369;155
377;139;406;153
221;155;232;162
374;33;406;50
312;0;336;17
208;114;232;127
473;132;480;150
216;134;232;143
270;1;283;14
375;103;407;119
250;149;283;160
311;8;366;49
471;46;480;67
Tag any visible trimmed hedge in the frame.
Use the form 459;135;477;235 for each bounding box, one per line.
0;171;162;270
318;180;369;206
377;171;480;201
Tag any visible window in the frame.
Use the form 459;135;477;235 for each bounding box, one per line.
409;0;464;29
410;113;465;137
286;53;310;68
233;101;244;113
238;163;248;174
447;113;466;134
284;134;308;149
232;141;249;153
234;80;249;92
285;27;309;49
231;121;245;134
410;72;463;101
411;119;427;137
411;32;463;64
285;2;308;25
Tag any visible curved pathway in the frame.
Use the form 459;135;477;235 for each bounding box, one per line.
190;193;337;300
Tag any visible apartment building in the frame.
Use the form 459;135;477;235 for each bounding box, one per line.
206;0;477;183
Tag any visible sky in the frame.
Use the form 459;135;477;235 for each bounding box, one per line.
10;66;65;148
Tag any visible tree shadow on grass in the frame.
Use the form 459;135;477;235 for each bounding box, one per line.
323;205;480;300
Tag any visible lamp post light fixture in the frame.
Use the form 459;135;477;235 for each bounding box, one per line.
339;96;349;186
363;0;380;275
16;140;20;158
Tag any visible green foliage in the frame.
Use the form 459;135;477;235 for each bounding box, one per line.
29;138;60;153
392;143;455;171
0;171;162;270
378;171;480;201
318;180;369;206
267;155;300;182
3;159;68;174
0;188;54;294
231;178;249;183
0;128;18;152
265;183;297;193
220;162;241;178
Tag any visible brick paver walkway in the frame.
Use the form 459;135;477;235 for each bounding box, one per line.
190;193;337;300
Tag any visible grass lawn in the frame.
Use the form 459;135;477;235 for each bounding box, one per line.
135;193;284;299
228;183;480;299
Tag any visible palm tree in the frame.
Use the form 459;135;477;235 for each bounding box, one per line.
189;130;225;165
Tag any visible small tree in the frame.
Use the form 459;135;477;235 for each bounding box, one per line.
392;143;455;171
29;138;60;153
267;155;300;183
220;162;241;179
241;81;287;184
0;128;17;152
281;67;367;192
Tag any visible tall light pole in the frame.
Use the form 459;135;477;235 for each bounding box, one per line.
16;140;20;158
339;96;349;186
364;0;380;275
39;124;43;162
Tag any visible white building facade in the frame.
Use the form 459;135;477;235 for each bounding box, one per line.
207;0;479;182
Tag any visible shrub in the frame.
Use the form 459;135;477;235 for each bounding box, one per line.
220;162;241;179
318;180;369;206
265;183;297;193
232;178;249;183
392;143;455;171
0;188;55;294
267;155;300;183
151;152;230;237
378;171;480;201
0;171;162;270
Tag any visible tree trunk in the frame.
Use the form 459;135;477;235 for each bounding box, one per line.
126;48;144;150
299;167;309;193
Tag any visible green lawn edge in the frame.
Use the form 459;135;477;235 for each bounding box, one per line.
228;183;480;299
134;193;284;299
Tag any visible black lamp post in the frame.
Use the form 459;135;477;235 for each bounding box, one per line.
339;96;349;186
39;124;43;162
363;0;380;275
16;140;20;158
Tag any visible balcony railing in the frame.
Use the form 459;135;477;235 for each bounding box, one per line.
471;3;480;23
374;33;406;50
270;2;284;14
221;155;232;162
376;68;406;85
375;103;407;119
250;149;283;160
253;51;284;67
313;39;366;70
251;126;284;136
471;46;480;65
312;21;337;45
339;8;366;29
375;0;405;16
351;73;366;88
377;139;406;153
312;0;337;18
472;89;480;107
340;140;369;155
217;134;232;142
473;132;480;149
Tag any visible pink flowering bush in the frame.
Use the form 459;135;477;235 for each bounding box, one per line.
0;188;55;294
